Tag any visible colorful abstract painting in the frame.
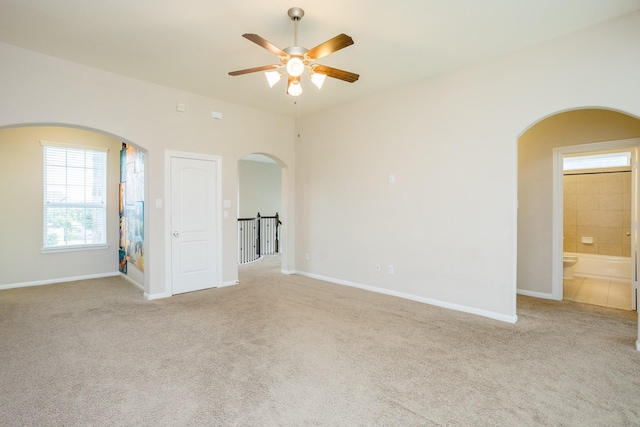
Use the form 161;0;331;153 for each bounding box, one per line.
119;143;145;272
119;249;127;274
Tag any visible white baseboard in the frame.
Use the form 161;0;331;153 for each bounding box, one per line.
637;340;640;352
0;272;121;291
293;270;518;324
144;280;237;299
517;289;556;300
220;280;239;288
119;273;144;292
144;292;171;300
281;270;296;275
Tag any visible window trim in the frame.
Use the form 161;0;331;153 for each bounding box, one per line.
41;243;109;254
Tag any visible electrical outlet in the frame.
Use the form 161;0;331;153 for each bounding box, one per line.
305;253;310;260
375;264;381;272
388;265;394;274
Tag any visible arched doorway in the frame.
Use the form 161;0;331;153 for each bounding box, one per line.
517;108;640;310
237;153;285;269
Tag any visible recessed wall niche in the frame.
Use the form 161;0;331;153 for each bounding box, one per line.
119;143;145;273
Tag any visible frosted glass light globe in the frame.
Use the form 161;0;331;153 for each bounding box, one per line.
286;57;304;77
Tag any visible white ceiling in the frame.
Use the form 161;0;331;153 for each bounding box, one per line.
1;0;639;118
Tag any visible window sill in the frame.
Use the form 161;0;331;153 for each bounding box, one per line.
41;244;110;254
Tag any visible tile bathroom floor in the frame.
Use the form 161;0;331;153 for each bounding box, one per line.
563;276;633;310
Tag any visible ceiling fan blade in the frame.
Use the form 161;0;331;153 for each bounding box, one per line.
228;64;281;76
305;34;354;60
242;33;288;57
312;65;359;83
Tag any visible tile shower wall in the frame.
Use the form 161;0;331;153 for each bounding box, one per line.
563;171;631;256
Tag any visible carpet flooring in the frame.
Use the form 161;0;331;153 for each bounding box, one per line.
1;255;639;426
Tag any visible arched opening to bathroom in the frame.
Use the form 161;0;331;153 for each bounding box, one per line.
517;109;640;311
237;153;286;272
0;123;149;296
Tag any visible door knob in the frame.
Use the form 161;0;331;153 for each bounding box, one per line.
173;231;180;237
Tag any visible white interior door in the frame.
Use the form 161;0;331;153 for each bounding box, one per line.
170;156;219;294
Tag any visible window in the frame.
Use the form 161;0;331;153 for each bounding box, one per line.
563;152;631;171
42;141;107;250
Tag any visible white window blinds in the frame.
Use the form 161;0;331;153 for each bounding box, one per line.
42;142;107;249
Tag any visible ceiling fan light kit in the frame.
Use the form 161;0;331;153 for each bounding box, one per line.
286;57;305;77
228;7;359;97
287;80;303;96
265;71;282;87
310;72;326;89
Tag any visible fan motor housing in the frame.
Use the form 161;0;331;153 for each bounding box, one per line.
284;46;308;57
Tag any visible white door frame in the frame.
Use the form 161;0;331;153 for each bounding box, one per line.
552;138;640;304
164;150;222;296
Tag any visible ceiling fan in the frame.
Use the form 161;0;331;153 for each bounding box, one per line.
228;7;359;97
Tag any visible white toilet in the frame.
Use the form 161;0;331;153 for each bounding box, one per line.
563;255;578;279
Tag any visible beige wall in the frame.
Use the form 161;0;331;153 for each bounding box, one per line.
0;126;121;286
238;160;282;218
298;12;640;321
0;42;296;296
518;110;640;296
2;12;640;322
564;171;632;257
